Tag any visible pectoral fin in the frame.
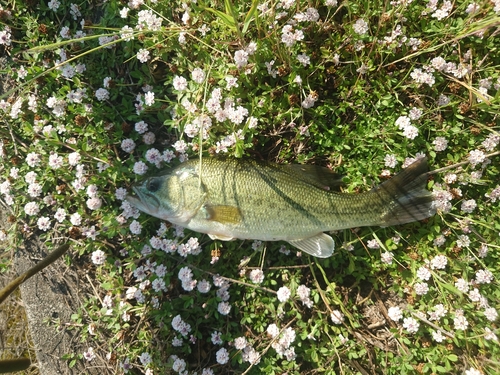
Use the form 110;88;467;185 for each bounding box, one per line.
287;233;335;258
204;205;242;225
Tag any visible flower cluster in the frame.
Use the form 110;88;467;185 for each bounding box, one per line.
267;324;297;361
395;115;419;140
235;337;261;365
171;314;192;337
297;285;313;308
178;266;197;292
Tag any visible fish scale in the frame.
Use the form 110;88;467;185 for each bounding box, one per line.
127;157;435;258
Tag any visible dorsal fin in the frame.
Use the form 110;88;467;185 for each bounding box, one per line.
283;164;344;191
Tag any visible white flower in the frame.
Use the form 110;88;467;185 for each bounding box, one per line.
216;347;229;364
25;152;41;167
330;310;344;324
234;336;247;350
120;25;134;41
136;49;150;63
431;330;445;342
95;88;110;101
152;278;166;292
218;301;231;315
456;234;470;248
91;250;106;265
484;327;498;341
416;266;432;281
301;93;317;108
409;107;423;120
197;279;211;293
381;251;393;264
384;154;398;168
433;137;448;152
465;368;483;375
297;285;310;301
133;121;148;135
178;267;193;282
454;278;469;293
454;314;468;330
402;317;419;333
211;331;223;345
395;115;411;129
83;347;95;361
414;282;429;295
48;0;60;11
225;76;239;89
281;24;304;47
68;152;81;166
402;124;419;139
172;358;186;372
353;19;369;35
54;208;66;223
410;68;435;86
129;220;142;234
234;49;249;68
27;183;42;197
70;212;82;226
277;286;291;302
133;161;148;175
430;255;447;270
139;352;152;366
48;153;64;169
475;269;493;284
468;150;486;167
144;91;155;106
249;269;264;284
120;7;129;18
428;304;447;321
86;197;102;210
37;217;51;231
173;76;188;91
388;306;403;321
267;323;280;338
297;53;310;66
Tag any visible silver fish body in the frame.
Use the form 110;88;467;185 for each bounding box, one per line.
126;157;435;257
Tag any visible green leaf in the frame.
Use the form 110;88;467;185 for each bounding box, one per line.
224;0;238;22
242;0;259;34
198;1;236;30
234;139;244;158
101;282;113;290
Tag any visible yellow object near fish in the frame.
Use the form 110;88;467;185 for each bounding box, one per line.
126;157;435;258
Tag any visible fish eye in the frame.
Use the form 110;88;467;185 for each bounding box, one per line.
146;178;161;192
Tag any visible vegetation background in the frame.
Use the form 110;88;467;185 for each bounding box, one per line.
0;0;499;374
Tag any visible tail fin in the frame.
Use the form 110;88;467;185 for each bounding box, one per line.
372;157;436;226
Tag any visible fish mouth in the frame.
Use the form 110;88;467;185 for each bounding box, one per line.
126;186;161;216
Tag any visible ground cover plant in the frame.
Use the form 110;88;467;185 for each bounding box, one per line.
1;0;499;374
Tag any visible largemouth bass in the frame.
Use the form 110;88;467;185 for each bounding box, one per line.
126;157;435;258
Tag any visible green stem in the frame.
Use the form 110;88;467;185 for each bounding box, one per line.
0;243;70;305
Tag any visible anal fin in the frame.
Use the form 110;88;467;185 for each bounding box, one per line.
287;233;335;258
208;233;234;241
